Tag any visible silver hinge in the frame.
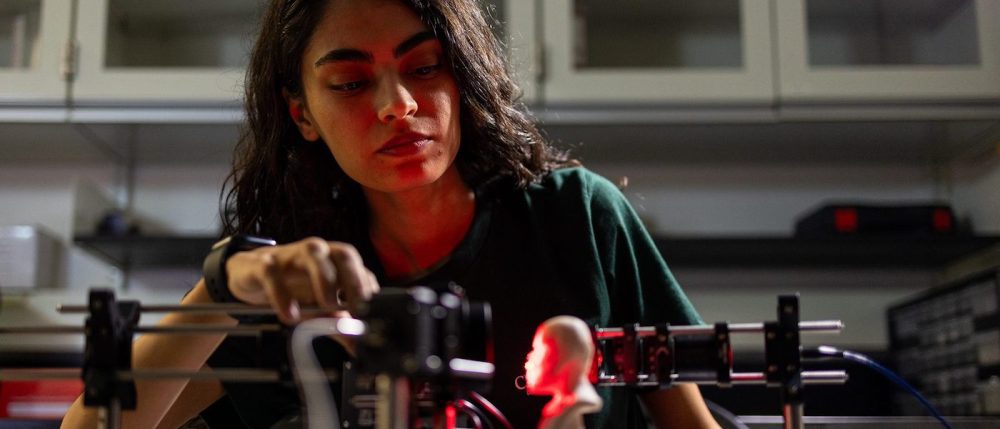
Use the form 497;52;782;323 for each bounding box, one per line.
61;39;79;82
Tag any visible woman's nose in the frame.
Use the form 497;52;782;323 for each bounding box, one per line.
375;75;418;123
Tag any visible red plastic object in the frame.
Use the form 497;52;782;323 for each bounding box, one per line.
0;377;83;419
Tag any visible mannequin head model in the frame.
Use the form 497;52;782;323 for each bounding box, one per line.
524;316;603;428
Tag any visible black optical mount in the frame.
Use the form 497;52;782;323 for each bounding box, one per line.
349;284;499;428
83;290;140;428
592;294;845;429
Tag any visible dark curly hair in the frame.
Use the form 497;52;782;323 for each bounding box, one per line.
222;0;575;243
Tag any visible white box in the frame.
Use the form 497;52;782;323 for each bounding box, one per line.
0;225;61;290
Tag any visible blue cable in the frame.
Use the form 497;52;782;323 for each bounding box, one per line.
807;346;954;429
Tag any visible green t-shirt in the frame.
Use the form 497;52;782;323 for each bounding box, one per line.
209;167;702;428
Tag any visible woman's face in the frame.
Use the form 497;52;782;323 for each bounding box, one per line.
293;0;462;194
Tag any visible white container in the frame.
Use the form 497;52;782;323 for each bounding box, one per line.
0;225;61;290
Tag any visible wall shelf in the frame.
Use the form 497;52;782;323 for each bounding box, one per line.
75;234;1000;270
75;235;216;269
657;236;1000;268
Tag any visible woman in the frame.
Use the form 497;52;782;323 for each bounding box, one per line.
63;0;718;428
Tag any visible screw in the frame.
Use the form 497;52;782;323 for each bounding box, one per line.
431;306;447;319
426;355;442;370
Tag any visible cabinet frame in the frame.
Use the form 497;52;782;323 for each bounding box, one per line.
71;0;246;104
0;0;72;104
776;0;1000;102
540;0;775;105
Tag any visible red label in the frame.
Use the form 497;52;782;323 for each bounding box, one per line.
0;378;82;419
933;209;953;232
834;208;858;232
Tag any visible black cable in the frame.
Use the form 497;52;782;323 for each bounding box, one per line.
468;391;513;429
455;399;489;429
804;346;953;429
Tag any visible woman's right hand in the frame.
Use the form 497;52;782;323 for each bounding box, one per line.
224;237;380;324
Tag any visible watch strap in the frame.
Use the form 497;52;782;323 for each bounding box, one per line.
203;234;277;303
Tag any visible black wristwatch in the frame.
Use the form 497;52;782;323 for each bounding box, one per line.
203;234;277;303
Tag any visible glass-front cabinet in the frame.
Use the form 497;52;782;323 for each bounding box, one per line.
6;0;997;109
70;0;531;106
72;0;259;104
0;0;72;103
776;0;1000;102
540;0;774;104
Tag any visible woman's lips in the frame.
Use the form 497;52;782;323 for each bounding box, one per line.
378;134;432;157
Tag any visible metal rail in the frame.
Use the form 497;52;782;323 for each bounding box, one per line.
597;370;848;387
0;368;339;383
58;303;332;316
594;320;843;339
0;324;282;336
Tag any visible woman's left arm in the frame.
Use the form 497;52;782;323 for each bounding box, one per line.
640;383;720;429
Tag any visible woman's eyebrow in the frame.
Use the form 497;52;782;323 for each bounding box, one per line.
314;48;373;66
314;31;437;68
393;31;436;58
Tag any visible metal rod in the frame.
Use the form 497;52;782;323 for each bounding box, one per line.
376;375;410;429
0;324;281;336
0;326;85;334
797;321;845;332
8;320;839;338
722;371;847;385
98;398;121;429
0;368;339;383
448;359;495;381
0;369;80;380
784;402;804;429
596;370;847;387
789;370;848;385
58;303;332;316
594;320;843;339
121;369;285;382
137;324;282;335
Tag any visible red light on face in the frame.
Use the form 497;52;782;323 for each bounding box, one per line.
524;335;551;391
525;333;567;395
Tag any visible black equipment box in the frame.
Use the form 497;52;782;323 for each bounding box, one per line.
888;267;1000;416
795;203;957;238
